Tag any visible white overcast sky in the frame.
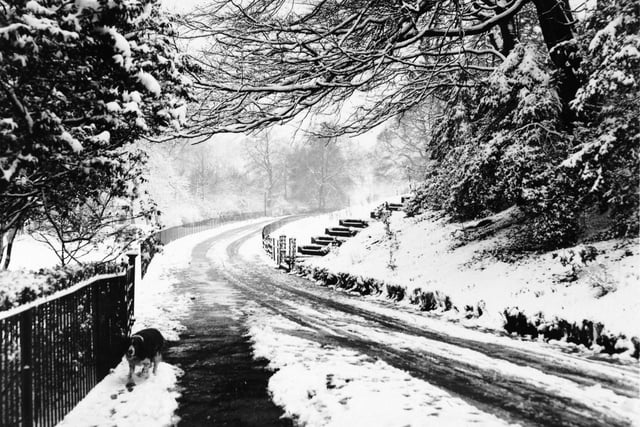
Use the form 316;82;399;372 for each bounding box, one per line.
162;0;206;13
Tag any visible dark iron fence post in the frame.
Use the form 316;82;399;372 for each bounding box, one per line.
92;284;107;380
20;309;33;427
127;253;136;274
126;254;136;333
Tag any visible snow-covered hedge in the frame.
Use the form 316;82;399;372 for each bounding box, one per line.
294;264;640;359
503;307;640;358
0;262;125;311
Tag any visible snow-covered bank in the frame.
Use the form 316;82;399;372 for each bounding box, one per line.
56;362;183;427
273;203;379;246
58;217;269;426
273;206;640;358
246;314;515;427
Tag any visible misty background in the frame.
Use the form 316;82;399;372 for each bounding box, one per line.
141;120;421;226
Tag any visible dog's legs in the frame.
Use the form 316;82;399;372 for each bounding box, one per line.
152;354;161;375
127;362;135;386
141;359;151;378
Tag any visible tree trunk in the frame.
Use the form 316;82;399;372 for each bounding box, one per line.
1;227;18;270
0;228;4;268
0;231;6;270
318;184;325;210
532;0;580;113
498;16;516;56
266;188;272;215
283;159;288;200
268;167;275;215
264;191;268;216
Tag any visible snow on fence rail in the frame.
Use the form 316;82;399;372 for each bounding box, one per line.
0;257;136;427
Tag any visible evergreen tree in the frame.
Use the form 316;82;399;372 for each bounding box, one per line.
0;0;194;266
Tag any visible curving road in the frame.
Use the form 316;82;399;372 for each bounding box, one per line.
165;219;640;427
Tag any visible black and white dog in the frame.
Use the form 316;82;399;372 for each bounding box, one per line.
125;328;165;386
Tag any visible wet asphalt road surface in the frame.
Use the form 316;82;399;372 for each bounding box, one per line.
164;221;293;426
164;219;640;427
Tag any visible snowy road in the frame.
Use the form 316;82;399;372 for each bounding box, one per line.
168;219;640;427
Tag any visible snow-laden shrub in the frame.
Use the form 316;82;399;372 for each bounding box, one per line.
585;268;618;298
0;0;195;268
0;261;125;311
447;45;569;222
140;233;163;278
564;0;640;238
514;187;581;251
503;307;640;358
408;20;639;249
386;283;406;302
408;288;453;312
406;45;580;249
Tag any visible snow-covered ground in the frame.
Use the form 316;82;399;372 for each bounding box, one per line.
57;217;269;427
222;222;523;426
8;234;60;270
244;311;639;427
247;315;515;427
238;226;640;426
268;204;640;348
56;361;183;427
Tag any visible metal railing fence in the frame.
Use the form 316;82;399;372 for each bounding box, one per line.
157;211;264;246
0;260;135;427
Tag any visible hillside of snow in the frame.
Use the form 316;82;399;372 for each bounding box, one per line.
279;205;640;355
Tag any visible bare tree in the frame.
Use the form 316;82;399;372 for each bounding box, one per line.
374;102;443;183
189;156;220;200
244;132;283;215
31;190;154;267
180;0;578;136
288;134;353;210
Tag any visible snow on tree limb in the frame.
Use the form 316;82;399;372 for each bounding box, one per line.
137;71;162;96
59;131;84;153
0;0;195;268
178;0;579;137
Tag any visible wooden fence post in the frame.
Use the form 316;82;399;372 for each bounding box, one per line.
271;238;276;261
278;236;286;266
20;309;33;427
288;238;296;270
